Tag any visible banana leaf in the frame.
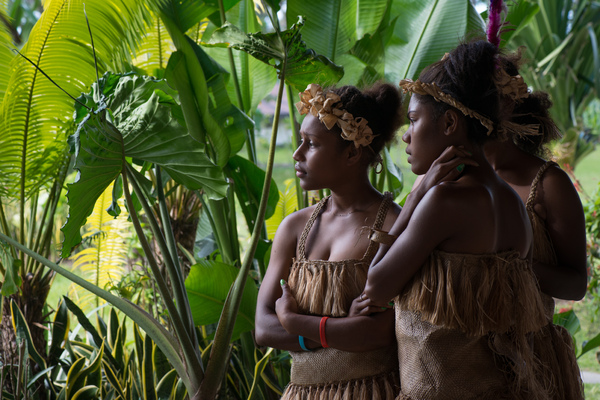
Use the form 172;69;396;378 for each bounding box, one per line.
385;0;485;82
286;0;389;62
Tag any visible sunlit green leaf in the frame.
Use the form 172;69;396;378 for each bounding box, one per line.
185;260;257;340
0;0;155;199
265;179;298;240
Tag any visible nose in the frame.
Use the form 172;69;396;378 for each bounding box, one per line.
293;143;304;161
402;130;410;144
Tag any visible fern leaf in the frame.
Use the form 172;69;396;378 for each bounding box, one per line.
70;182;130;313
0;0;155;200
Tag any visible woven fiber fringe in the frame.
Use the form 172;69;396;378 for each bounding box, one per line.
281;371;399;400
533;324;584;400
289;260;368;317
489;331;551;400
530;212;558;268
399;250;548;337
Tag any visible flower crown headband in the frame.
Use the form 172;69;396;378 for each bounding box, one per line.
295;84;376;148
398;78;495;136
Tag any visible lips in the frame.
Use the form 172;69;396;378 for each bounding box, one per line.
295;163;307;177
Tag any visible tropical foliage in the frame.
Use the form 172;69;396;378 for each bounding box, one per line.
1;0;599;398
504;0;600;167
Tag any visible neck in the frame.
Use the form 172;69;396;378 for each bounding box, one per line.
328;182;382;215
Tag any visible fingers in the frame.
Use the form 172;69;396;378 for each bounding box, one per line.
351;292;394;316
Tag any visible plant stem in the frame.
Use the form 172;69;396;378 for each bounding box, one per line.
200;50;288;400
123;167;204;385
154;165;200;351
286;85;305;210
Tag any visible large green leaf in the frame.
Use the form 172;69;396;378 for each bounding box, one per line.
384;0;485;83
286;0;390;63
286;0;389;63
341;11;398;86
226;155;280;228
186;37;251;155
201;0;278;115
265;179;298;240
185;260;257;340
160;0;240;34
61;72;227;258
0;0;156;199
205;17;344;92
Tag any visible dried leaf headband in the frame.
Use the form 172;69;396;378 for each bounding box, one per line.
295;84;376;148
398;79;495;136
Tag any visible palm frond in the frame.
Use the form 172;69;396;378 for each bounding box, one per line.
133;15;175;78
0;0;155;200
69;182;130;313
0;6;13;100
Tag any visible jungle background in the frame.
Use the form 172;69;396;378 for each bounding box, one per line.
0;0;599;398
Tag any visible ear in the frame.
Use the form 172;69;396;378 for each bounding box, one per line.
442;108;461;136
346;144;363;166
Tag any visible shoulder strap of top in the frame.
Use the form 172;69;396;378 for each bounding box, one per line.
373;192;393;231
526;161;557;210
297;196;329;260
361;192;394;260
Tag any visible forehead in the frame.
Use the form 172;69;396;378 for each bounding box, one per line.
407;95;428;112
300;114;335;137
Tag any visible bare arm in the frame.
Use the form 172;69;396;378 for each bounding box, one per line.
255;212;320;351
275;282;395;352
532;167;587;300
366;185;467;303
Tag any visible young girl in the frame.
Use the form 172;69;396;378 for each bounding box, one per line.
279;40;551;399
485;53;586;399
255;83;403;398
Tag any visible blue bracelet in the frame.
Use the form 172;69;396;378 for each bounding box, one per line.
298;335;312;351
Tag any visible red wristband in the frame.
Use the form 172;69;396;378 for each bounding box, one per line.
319;316;329;348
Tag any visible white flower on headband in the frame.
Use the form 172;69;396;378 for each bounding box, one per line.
295;84;375;148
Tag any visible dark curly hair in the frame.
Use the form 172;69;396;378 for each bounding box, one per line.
414;40;501;145
496;50;560;158
326;82;403;165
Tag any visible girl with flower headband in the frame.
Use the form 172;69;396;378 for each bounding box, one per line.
341;39;552;399
255;82;403;398
484;52;586;399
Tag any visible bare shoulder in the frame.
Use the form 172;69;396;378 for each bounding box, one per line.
274;204;317;242
538;163;584;219
542;163;579;193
